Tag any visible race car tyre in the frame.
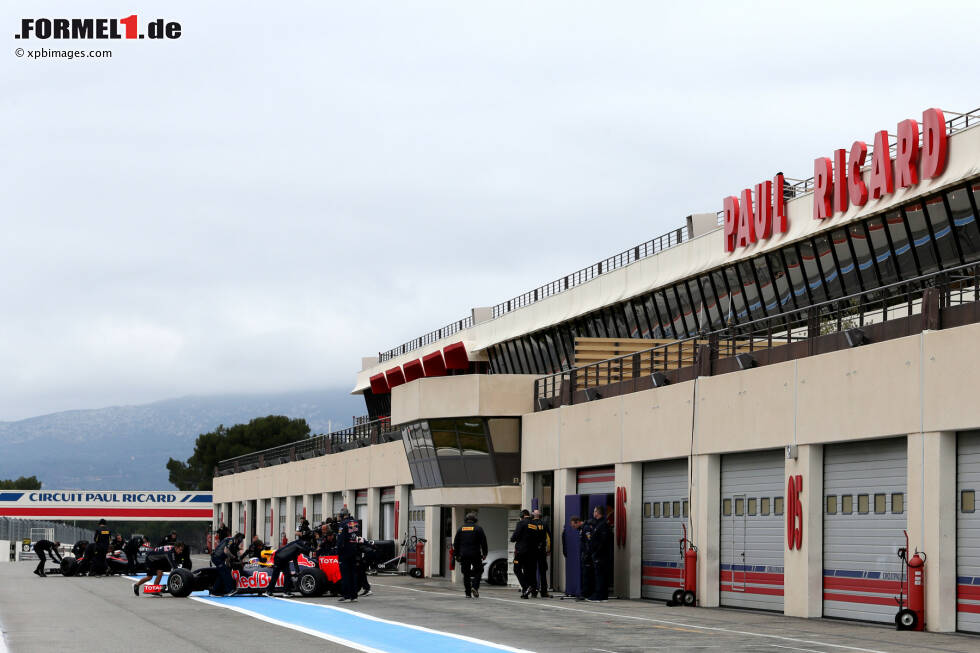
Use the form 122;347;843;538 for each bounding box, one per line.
61;557;78;577
297;569;328;597
487;559;507;586
167;567;195;598
409;567;423;579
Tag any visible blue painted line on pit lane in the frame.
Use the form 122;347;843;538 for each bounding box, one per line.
191;594;532;653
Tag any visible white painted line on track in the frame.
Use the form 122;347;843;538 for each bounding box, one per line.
373;583;889;653
769;645;829;653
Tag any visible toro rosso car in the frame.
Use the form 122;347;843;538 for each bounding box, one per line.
159;550;341;598
61;539;191;577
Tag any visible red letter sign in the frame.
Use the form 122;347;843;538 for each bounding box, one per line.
921;108;948;179
833;148;848;214
813;157;833;220
773;173;787;234
895;119;919;189
868;130;894;200
738;188;756;247
723;196;739;253
787;474;803;550
848;140;868;207
753;181;773;240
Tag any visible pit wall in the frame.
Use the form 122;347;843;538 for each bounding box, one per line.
525;322;980;632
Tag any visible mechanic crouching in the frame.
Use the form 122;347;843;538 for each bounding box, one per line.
133;542;185;596
265;530;314;597
33;539;61;577
210;532;245;597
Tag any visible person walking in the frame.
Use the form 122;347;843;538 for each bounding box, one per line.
588;506;612;602
452;512;488;598
33;540;61;577
510;509;537;598
531;509;552;598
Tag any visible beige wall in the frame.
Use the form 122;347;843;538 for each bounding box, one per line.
391;374;537;425
522;323;980;472
213;441;411;504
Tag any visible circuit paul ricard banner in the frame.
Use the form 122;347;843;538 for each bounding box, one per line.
0;490;213;521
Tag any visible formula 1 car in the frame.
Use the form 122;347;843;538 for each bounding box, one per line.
160;551;340;598
60;539;190;577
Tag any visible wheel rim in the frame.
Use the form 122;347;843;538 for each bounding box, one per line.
300;575;316;593
170;574;183;591
900;613;914;626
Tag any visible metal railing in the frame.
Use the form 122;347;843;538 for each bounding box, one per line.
215;416;400;476
381;108;980;364
534;261;980;408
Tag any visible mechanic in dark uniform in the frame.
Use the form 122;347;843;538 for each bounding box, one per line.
530;509;552;598
210;532;245;596
578;516;595;601
33;539;61;577
453;512;488;598
90;519;111;576
266;533;313;597
588;506;612;601
123;536;145;574
317;527;337;556
133;542;185;596
244;535;266;560
160;530;178;546
510;509;537;598
336;508;360;602
111;534;125;553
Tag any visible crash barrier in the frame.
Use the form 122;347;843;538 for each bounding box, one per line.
0;517;89;556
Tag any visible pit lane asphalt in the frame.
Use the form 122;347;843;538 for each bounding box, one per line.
1;557;977;653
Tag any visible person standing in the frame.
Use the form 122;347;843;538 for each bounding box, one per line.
160;530;178;546
210;532;244;596
123;536;145;574
588;506;612;602
91;519;111;576
33;540;61;577
133;543;185;596
578;516;595;601
531;509;552;598
510;509;537;599
453;512;488;598
336;508;360;602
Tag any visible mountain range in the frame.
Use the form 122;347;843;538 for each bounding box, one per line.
0;389;364;490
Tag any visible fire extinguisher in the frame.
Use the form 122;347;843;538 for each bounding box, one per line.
415;539;426;577
670;524;697;607
448;545;456;571
896;530;926;631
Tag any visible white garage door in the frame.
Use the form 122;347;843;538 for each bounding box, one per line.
577;467;615;494
823;438;906;623
332;493;345;517
957;431;980;632
312;495;323;524
380;487;395;540
720;450;785;611
355;490;368;522
641;459;689;601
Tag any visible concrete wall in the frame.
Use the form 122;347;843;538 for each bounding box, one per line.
391;374;538;426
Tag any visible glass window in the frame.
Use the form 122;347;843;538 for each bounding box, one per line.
734;497;745;516
738;261;766;320
656;290;679;339
653;502;662;518
798;240;828;303
623;301;640;338
767;253;795;311
747;498;757;516
857;494;869;514
963;490;976;513
643;502;652;518
431;428;460;457
504;341;521;374
760;497;771;516
456;420;489;456
782;247;810;307
849;222;878;289
874;493;886;514
754;257;779;314
682;500;689;518
632;299;653;339
826;496;837;514
662;501;670;517
723;265;749;324
831;228;861;294
722;498;731;516
924;194;962;267
698;275;722;330
647;294;668;339
947;186;980;262
774;497;784;515
672;501;681;517
613;306;629;338
672;285;694;337
687;280;705;333
904;203;939;274
488;419;520;453
892;493;904;514
813;234;843;297
841;495;853;514
865;216;898;285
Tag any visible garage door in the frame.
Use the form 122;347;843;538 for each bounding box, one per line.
958;431;980;632
823;438;906;623
641;459;689;601
332;493;345;517
313;495;323;524
277;497;287;544
355;490;368;522
720;450;785;611
577;467;615;494
380;487;395;540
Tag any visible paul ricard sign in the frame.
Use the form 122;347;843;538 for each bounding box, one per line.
0;490;213;521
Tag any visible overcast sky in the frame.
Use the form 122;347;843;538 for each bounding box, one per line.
1;1;976;420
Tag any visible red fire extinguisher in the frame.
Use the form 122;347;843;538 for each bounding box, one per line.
670;524;697;607
896;530;926;631
448;545;456;571
415;539;426;577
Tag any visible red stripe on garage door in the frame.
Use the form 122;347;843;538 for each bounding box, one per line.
720;570;784;585
957;602;980;614
721;585;784;596
823;592;896;606
823;576;901;594
958;584;980;601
